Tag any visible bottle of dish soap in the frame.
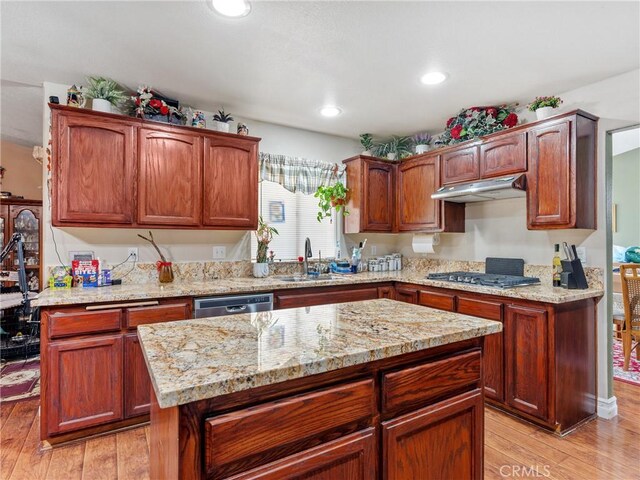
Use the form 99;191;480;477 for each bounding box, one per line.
552;244;562;287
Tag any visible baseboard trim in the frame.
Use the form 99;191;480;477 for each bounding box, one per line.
597;395;618;419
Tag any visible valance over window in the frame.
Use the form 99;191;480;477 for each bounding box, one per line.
259;152;345;195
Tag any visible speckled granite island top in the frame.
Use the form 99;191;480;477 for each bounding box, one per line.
137;299;502;408
34;271;603;307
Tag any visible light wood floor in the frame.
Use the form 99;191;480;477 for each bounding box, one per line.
1;381;639;480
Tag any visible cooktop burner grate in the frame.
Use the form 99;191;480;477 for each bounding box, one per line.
427;271;540;289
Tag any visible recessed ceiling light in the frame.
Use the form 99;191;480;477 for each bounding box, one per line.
420;72;448;85
209;0;251;18
320;106;342;117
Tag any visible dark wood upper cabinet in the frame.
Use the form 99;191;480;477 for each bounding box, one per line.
441;145;480;185
138;128;202;226
527;112;597;230
53;110;135;225
50;104;261;230
397;156;440;231
344;156;395;233
504;304;549;420
479;131;527;178
202;135;258;229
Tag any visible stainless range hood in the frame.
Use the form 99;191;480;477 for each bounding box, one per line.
431;174;527;203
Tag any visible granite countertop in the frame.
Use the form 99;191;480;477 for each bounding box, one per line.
137;299;502;408
33;271;604;307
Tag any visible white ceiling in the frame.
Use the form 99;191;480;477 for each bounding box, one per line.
1;1;639;147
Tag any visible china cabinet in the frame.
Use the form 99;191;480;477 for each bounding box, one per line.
0;198;42;292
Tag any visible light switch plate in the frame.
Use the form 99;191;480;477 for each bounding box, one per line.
370;245;377;255
575;247;587;264
212;246;226;259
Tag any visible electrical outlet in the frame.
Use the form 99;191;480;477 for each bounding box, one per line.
370;245;377;255
127;248;139;262
212;246;226;259
575;247;587;264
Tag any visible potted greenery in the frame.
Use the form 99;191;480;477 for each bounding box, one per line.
314;182;349;222
212;108;234;132
528;96;563;120
377;136;412;161
412;132;433;154
359;133;374;156
85;76;127;113
254;216;278;278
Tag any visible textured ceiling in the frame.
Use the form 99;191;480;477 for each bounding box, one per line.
1;1;639;146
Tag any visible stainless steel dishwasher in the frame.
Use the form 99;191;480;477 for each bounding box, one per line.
193;293;273;318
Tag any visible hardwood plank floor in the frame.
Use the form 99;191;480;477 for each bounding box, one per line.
1;380;638;479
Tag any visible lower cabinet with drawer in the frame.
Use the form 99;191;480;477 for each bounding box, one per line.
394;284;597;433
150;340;485;480
40;299;191;443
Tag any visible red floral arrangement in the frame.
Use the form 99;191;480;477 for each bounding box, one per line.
131;85;185;124
437;105;519;146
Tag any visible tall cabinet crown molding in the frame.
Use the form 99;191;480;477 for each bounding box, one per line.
49;104;261;230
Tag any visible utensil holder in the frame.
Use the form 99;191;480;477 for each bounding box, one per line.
560;259;588;289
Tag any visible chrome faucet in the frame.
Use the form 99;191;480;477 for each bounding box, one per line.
303;237;312;274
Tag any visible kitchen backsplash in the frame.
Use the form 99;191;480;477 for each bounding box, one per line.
48;258;602;290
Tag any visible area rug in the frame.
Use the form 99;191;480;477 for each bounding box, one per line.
612;340;640;386
0;356;40;403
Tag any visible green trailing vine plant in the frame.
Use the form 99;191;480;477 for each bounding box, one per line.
314;182;350;222
255;216;278;263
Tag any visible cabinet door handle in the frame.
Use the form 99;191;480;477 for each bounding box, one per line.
85;300;159;311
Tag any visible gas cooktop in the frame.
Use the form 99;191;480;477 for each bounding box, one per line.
427;271;541;289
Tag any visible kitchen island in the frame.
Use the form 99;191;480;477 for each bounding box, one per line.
138;299;501;480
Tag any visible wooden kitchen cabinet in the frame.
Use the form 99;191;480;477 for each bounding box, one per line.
123;301;191;417
396;155;464;233
46;335;123;435
418;288;456;311
124;333;152;418
40;299;191;442
479;131;527;178
274;284;380;309
231;429;377;480
378;285;395;299
441;145;480;185
52;109;136;225
458;296;504;402
395;285;418;304
343;156;395;233
527;111;597;229
50;104;261;230
504;304;549;420
382;389;483;480
137;127;202;226
202;135;258;229
397;155;440;231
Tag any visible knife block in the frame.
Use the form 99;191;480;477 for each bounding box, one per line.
560;259;589;289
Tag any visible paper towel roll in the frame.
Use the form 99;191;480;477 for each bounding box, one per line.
412;233;440;254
